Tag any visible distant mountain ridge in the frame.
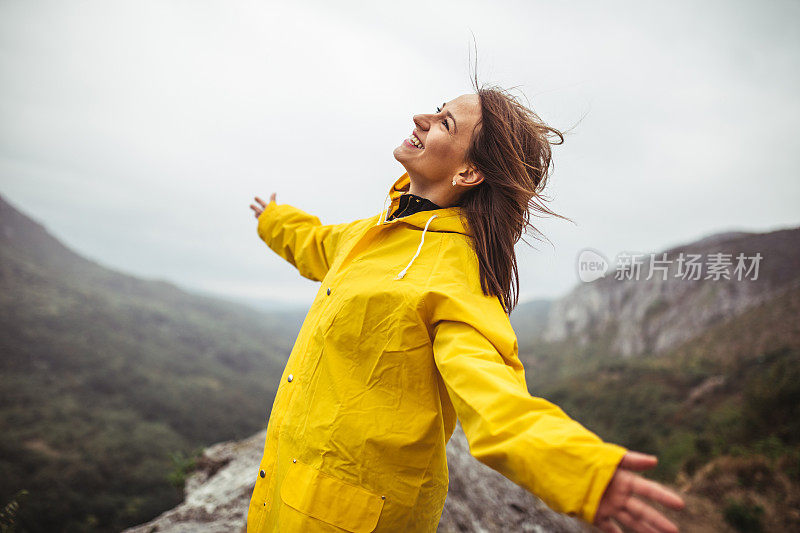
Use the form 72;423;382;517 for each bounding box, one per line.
539;226;800;357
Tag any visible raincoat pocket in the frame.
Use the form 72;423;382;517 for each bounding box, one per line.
279;459;385;533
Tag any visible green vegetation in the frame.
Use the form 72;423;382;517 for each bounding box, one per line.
724;498;765;532
520;285;800;484
0;196;302;532
0;490;28;533
167;448;205;491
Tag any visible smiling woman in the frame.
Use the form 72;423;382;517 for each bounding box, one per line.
246;75;685;532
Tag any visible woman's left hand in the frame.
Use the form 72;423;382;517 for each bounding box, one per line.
250;193;276;219
594;451;685;533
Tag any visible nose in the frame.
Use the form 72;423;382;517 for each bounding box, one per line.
413;114;429;131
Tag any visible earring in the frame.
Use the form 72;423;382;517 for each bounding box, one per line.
452;179;457;186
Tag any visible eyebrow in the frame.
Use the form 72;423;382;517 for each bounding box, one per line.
441;102;458;134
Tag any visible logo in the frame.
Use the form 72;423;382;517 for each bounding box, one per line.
577;248;609;283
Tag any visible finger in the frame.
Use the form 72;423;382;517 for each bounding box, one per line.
596;517;624;533
632;476;685;510
250;204;263;215
269;192;276;203
617;508;660;533
255;196;267;208
620;451;658;471
626;496;679;533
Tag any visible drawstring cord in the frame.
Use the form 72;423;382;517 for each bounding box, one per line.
395;214;437;280
377;191;437;279
376;192;391;226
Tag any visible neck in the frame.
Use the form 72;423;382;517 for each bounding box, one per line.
407;177;459;208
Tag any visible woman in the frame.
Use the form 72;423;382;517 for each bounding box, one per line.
247;86;685;533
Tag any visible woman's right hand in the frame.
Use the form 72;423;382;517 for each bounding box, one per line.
594;451;684;533
250;193;276;219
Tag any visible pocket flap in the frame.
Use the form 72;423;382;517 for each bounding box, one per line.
280;460;385;533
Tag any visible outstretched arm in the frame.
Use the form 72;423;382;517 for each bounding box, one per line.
426;285;684;529
595;452;684;533
250;194;357;282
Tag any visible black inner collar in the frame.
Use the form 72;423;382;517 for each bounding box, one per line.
387;193;442;221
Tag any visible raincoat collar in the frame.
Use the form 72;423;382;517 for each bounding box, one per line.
386;192;441;222
376;172;469;237
375;172;471;280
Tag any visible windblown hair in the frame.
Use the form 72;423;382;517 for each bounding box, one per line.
458;76;574;314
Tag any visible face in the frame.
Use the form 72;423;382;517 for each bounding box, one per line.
393;94;482;189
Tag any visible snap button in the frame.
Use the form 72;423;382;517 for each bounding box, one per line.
381;496;386;500
259;470;266;478
287;374;293;382
326;287;331;295
292;458;297;463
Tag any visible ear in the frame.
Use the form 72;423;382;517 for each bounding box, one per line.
458;167;484;187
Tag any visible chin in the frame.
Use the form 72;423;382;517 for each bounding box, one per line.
394;150;411;172
393;146;408;165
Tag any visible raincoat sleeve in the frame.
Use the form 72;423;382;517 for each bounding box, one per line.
426;285;629;525
256;199;357;282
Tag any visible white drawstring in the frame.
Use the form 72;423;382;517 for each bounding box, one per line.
395;214;437;280
376;193;391;226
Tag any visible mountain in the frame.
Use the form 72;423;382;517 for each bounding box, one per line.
509;297;552;348
0;193;304;532
539;227;800;358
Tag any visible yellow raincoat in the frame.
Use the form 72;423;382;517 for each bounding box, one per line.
247;172;628;532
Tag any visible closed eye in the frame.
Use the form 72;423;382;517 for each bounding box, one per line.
436;105;451;132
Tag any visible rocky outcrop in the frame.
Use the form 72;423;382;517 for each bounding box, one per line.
123;430;266;533
124;424;592;533
542;227;800;357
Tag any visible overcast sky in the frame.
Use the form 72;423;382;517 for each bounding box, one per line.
2;0;798;310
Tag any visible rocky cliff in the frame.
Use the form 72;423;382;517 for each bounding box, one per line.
542;227;800;357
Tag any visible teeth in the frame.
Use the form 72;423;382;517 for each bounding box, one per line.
408;132;424;149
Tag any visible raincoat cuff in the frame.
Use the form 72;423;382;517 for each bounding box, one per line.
580;442;629;524
256;198;279;235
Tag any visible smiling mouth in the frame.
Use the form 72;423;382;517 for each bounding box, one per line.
404;131;424;150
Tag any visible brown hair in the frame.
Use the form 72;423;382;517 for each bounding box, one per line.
458;75;574;315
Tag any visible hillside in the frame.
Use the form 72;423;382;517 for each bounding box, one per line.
509;297;552;346
0;194;304;532
526;285;800;531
